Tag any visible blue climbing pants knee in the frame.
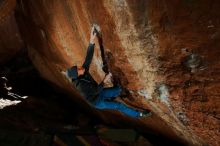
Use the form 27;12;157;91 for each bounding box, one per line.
94;86;140;118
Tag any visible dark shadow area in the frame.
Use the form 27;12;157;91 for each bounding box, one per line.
0;49;187;146
0;49;102;129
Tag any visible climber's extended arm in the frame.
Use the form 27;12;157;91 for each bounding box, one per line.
82;26;97;71
82;43;95;71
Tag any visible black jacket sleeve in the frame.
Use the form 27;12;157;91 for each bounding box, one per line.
82;43;95;71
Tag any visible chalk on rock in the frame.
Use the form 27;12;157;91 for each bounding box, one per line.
93;23;101;34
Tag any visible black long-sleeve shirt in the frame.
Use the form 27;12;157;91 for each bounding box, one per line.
72;44;103;102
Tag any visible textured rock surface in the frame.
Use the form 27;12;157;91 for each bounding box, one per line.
0;0;23;65
147;1;220;146
0;0;219;146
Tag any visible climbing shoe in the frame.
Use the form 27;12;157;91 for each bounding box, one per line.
140;110;152;118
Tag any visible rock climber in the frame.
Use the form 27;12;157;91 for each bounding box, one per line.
64;26;151;118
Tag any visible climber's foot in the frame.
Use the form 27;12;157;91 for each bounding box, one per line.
139;110;152;118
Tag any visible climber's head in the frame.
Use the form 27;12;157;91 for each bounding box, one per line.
66;66;85;79
67;66;78;79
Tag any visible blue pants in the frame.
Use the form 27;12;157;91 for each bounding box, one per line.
94;86;140;118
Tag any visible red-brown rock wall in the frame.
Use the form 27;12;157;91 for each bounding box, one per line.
1;0;219;145
147;1;220;145
0;0;23;64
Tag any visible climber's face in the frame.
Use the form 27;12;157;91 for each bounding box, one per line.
77;66;85;76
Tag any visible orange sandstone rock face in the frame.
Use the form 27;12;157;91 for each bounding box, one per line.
0;0;23;64
11;0;220;146
147;1;220;146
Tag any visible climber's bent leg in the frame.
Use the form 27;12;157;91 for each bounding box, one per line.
94;100;140;118
99;86;122;100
